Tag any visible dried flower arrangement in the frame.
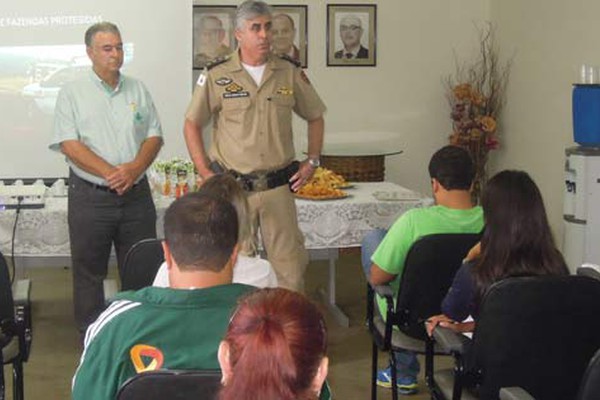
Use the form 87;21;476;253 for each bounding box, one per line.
446;23;512;202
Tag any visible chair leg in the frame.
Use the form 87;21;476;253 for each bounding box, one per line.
451;358;463;400
371;342;378;400
390;352;398;400
1;366;5;400
13;361;24;400
425;337;433;389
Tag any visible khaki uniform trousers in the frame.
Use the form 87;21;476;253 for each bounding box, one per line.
247;185;308;292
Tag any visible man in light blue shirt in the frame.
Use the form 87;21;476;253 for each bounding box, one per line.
50;21;163;338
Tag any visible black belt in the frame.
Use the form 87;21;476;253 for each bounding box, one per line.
79;176;147;194
211;161;299;192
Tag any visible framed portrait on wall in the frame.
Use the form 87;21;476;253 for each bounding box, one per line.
326;4;377;67
271;5;308;68
192;5;237;70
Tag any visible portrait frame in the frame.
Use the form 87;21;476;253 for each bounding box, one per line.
271;5;308;68
326;4;377;67
192;5;237;70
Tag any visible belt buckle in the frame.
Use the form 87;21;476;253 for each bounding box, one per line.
253;174;268;191
234;175;254;192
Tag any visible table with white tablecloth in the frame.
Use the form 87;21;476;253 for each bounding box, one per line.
0;181;430;325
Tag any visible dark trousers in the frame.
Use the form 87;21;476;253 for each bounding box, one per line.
68;171;156;335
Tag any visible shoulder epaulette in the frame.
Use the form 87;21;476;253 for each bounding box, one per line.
205;55;231;71
278;53;301;68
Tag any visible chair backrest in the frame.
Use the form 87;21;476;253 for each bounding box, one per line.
395;233;481;340
577;347;600;400
120;238;165;291
472;275;600;400
116;369;222;400
0;250;15;345
577;265;600;281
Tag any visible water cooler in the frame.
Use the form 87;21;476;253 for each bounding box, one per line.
563;85;600;273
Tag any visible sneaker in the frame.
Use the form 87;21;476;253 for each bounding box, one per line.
376;366;419;395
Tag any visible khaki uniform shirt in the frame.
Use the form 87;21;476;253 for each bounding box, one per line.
193;44;232;69
185;51;326;174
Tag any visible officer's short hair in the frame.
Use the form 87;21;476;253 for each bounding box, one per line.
235;0;272;30
428;145;475;190
85;22;120;47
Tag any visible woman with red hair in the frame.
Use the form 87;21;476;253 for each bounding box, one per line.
218;288;330;400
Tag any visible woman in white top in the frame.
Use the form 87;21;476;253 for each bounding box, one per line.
153;174;278;288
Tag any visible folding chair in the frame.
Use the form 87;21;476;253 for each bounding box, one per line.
428;275;600;400
366;233;480;400
0;250;32;400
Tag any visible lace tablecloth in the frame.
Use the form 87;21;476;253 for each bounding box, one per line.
0;182;429;257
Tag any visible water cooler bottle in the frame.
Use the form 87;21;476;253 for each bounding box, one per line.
563;85;600;272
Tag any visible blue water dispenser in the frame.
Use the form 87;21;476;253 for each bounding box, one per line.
573;84;600;146
564;84;600;271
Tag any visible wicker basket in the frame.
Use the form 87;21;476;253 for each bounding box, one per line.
321;155;384;182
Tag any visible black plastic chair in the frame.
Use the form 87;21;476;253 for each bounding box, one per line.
120;238;165;291
366;233;480;400
116;369;222;400
0;251;32;400
104;238;164;301
500;346;600;400
576;346;600;400
428;275;600;400
577;264;600;281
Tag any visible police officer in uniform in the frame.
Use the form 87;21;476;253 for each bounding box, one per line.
184;0;325;292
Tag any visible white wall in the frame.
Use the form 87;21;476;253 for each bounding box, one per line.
490;0;596;243
312;0;490;194
0;0;490;190
190;0;489;195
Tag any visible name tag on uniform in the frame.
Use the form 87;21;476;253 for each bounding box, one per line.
223;92;250;99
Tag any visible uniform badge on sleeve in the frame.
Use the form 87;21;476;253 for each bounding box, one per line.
196;73;207;87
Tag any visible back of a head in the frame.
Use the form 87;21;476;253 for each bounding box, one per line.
163;192;238;272
482;170;548;237
428;145;475;190
220;288;328;400
475;170;568;293
199;175;253;255
235;0;272;30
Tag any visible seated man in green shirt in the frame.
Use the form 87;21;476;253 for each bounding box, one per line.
72;193;255;400
361;145;484;394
